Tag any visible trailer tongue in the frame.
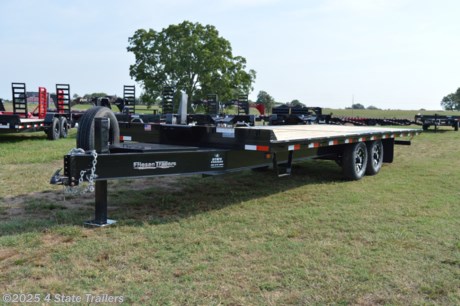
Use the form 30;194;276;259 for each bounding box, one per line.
51;106;420;226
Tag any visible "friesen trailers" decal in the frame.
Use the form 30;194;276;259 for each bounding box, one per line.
133;161;177;170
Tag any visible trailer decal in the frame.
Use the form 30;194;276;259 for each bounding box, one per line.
210;153;224;169
133;161;177;170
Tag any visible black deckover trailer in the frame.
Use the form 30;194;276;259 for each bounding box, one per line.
414;114;459;131
51;106;420;226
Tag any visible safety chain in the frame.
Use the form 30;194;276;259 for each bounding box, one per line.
64;148;98;195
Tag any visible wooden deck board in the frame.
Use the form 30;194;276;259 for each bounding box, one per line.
240;125;418;142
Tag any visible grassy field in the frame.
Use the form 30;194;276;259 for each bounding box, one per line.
0;114;459;304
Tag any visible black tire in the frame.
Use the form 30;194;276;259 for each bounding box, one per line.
422;124;429;131
46;117;61;140
59;117;68;138
77;106;120;151
342;142;368;180
365;140;383;175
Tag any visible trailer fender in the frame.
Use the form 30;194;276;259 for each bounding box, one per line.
382;138;394;163
44;112;56;125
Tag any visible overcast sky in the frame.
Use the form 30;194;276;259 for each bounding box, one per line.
1;0;459;110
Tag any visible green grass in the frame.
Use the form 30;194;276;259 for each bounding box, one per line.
0;111;459;304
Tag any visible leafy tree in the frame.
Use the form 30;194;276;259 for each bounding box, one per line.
351;103;365;109
441;89;460;110
127;21;256;106
140;92;162;108
256;90;275;113
83;92;108;99
367;105;380;110
290;99;305;107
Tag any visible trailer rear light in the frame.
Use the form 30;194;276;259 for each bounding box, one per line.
265;153;272;159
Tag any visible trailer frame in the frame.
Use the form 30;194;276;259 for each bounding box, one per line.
414;114;459;131
51;106;420;226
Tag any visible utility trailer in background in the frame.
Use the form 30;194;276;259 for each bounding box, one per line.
268;105;413;126
328;116;413;126
269;105;331;125
51;103;421;226
414;114;459;131
0;83;74;139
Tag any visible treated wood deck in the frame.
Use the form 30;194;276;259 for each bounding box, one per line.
241;125;419;142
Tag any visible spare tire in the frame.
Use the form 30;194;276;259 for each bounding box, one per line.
77;106;120;151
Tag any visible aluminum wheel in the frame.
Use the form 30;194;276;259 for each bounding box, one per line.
366;140;384;175
342;142;368;180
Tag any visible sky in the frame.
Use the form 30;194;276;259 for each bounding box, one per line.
1;0;459;110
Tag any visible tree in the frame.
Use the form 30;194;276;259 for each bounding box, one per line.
256;90;275;113
289;99;305;107
351;103;365;109
441;88;460;110
127;21;256;107
367;105;380;110
83;93;108;99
